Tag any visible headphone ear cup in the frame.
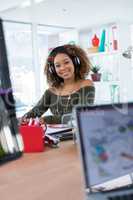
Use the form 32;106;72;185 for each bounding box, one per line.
48;64;62;83
48;63;55;75
49;66;53;74
74;56;80;67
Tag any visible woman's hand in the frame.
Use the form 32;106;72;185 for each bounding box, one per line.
39;117;45;125
39;117;47;132
19;116;30;125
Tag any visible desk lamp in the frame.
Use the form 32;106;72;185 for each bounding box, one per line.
122;46;133;59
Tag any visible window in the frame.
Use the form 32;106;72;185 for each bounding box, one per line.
37;25;49;94
3;21;78;116
4;21;35;115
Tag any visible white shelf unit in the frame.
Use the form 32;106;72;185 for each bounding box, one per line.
88;50;120;58
79;22;133;104
94;81;120;105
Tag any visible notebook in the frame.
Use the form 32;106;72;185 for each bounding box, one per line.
0;18;23;164
75;103;133;200
46;124;73;141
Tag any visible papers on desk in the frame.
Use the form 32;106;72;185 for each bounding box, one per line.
46;124;72;134
46;124;73;141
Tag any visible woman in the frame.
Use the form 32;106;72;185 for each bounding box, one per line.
22;44;95;124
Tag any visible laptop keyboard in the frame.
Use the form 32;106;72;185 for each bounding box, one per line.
108;193;133;200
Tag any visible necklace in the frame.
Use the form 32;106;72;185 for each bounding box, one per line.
57;94;71;115
56;83;79;115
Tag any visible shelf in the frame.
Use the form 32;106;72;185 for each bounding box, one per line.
79;22;132;104
87;50;120;58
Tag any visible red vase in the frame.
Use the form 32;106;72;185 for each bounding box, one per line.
92;34;100;47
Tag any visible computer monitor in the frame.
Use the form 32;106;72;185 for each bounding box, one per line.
0;18;23;164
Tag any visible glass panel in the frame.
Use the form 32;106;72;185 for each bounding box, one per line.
37;25;79;95
37;25;49;94
3;21;35;117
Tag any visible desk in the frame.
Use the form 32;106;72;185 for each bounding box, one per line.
0;141;85;200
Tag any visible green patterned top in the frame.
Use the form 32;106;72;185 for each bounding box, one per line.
25;85;95;124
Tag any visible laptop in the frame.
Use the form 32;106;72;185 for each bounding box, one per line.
0;18;23;164
75;103;133;200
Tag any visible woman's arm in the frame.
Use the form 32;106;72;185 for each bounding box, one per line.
23;89;50;119
80;80;95;105
85;85;95;105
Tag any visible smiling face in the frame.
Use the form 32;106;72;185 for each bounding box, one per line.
54;53;75;82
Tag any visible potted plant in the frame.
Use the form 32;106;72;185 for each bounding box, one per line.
91;65;101;81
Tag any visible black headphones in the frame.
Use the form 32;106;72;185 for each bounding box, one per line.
48;56;81;76
48;62;56;74
48;45;81;75
73;56;81;68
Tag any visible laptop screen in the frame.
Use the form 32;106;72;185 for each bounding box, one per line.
0;18;23;164
76;103;133;190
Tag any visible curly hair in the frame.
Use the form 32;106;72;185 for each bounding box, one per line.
44;44;92;88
